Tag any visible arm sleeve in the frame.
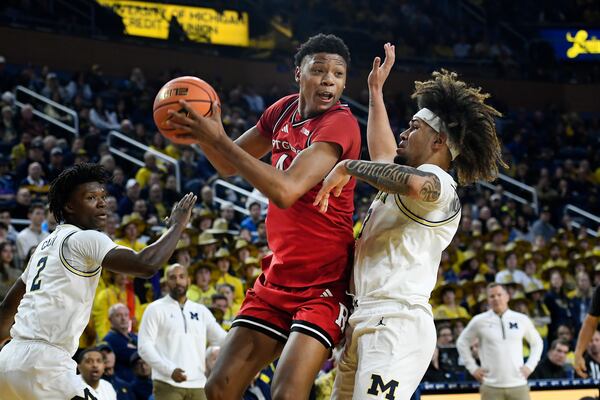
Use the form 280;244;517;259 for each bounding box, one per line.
456;317;480;374
137;305;177;378
63;230;120;273
524;315;544;371
203;307;227;347
309;111;360;159
256;95;297;139
589;286;600;317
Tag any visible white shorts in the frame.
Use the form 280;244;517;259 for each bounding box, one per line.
0;339;96;400
332;302;436;400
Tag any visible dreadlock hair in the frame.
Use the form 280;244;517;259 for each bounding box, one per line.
49;163;110;223
294;33;351;67
411;69;507;185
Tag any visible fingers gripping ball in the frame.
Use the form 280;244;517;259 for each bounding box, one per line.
153;76;220;144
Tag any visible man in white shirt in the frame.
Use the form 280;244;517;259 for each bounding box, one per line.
138;263;226;400
78;347;117;400
15;203;48;264
457;283;543;400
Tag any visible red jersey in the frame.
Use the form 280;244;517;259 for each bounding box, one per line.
256;94;361;288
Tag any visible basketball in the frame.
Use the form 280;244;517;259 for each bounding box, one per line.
153;76;220;144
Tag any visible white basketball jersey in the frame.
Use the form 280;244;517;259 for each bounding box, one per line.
11;224;119;355
353;164;461;312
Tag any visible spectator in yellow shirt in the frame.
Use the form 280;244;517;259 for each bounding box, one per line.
187;261;217;307
217;283;241;317
135;152;164;189
239;256;261;292
114;213;147;251
196;231;219;261
433;282;471;321
93;272;143;340
212;248;244;306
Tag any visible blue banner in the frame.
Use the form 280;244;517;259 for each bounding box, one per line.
540;29;600;60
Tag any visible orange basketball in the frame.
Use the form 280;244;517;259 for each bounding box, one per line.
153;76;220;145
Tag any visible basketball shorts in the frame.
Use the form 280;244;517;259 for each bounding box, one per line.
331;301;437;400
0;339;98;400
232;274;350;349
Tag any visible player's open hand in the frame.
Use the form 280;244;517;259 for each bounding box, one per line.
575;354;588;378
166;100;225;146
313;161;351;213
167;192;197;228
368;42;395;92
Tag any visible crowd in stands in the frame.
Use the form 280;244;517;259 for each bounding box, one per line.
3;1;600;83
0;58;599;399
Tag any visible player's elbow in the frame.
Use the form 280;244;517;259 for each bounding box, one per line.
407;183;421;199
137;268;158;279
271;190;301;209
128;259;161;278
271;196;291;209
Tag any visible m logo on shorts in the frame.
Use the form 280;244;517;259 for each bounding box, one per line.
367;374;399;400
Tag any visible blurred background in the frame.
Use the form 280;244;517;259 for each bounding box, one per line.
0;0;599;399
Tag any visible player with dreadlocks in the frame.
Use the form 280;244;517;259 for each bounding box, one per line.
0;163;196;400
314;43;506;400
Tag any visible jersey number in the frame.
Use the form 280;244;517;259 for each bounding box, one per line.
30;256;48;291
357;192;388;239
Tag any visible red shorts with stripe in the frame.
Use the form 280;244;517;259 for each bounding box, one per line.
232;274;350;349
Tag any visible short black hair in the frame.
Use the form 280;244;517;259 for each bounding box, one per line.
49;163;110;223
211;293;227;303
549;338;570;351
294;34;351;67
77;346;103;364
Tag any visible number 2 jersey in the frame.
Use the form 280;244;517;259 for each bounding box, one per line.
256;94;361;288
11;224;120;355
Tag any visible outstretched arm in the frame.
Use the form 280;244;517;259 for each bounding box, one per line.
102;193;197;277
367;43;398;163
314;160;441;212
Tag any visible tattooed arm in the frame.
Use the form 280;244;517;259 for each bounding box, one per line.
345;160;441;201
314;159;441;212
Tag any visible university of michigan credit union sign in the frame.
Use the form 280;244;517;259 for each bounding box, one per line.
95;0;249;47
540;29;600;60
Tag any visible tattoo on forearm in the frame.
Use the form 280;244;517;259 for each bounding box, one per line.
345;160;441;201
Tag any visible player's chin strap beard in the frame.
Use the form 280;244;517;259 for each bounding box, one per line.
413;108;460;161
